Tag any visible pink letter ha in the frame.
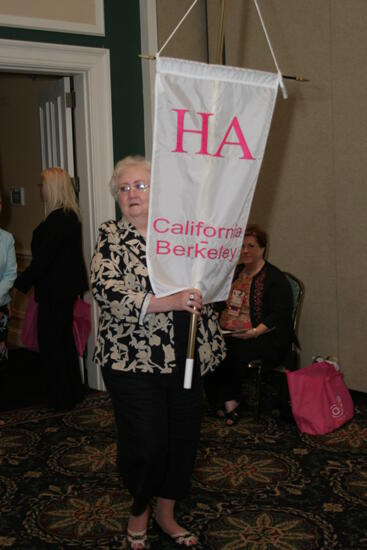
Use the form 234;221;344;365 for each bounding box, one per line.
171;109;254;160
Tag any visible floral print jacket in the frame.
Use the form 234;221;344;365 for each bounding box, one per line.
90;219;226;375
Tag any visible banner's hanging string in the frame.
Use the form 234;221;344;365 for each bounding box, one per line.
156;0;199;58
140;0;308;85
253;0;288;99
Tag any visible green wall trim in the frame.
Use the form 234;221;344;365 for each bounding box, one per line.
0;2;145;167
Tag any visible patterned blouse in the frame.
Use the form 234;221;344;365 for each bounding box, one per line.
220;270;253;331
90;218;226;375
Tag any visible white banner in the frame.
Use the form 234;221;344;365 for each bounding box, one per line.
147;57;280;304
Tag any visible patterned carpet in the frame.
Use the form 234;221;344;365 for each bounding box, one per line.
0;376;366;549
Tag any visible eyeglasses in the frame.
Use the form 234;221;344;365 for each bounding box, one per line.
117;181;150;193
242;243;260;250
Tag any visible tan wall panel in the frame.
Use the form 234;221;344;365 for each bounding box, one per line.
0;0;97;24
331;0;367;390
156;0;207;61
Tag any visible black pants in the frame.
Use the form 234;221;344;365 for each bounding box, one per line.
102;360;202;516
37;300;84;410
204;333;286;410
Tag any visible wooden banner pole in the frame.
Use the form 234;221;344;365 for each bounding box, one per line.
183;309;198;389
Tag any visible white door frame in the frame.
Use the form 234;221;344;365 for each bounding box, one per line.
0;38;115;390
38;77;76;174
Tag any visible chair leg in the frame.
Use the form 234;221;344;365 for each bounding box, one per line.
248;360;263;420
254;364;262;420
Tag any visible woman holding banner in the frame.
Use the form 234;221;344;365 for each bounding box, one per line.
91;156;225;549
204;224;293;426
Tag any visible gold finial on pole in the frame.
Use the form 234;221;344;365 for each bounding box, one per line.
283;75;310;82
139;53;156;61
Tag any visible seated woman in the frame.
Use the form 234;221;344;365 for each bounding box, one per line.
204;223;294;425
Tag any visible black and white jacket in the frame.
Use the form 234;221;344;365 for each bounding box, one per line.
91;218;226;375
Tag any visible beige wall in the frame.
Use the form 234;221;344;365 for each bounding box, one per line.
157;0;367;392
0;74;59;347
156;0;208;61
0;74;58;253
0;0;97;24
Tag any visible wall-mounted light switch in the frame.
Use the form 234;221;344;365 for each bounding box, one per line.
10;187;25;206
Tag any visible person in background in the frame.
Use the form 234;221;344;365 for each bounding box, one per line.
91;155;225;549
14;167;88;410
0;191;17;363
205;223;293;426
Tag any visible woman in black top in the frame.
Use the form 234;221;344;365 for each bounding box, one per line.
15;167;88;410
205;224;294;425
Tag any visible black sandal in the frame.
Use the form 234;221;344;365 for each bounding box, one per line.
224;404;242;426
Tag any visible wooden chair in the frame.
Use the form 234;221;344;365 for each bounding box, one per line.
248;272;305;420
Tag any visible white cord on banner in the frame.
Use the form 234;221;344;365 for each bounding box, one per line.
253;0;288;99
156;0;199;58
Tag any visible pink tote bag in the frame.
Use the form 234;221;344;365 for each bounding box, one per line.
21;295;91;357
21;293;39;352
286;361;354;435
72;297;91;357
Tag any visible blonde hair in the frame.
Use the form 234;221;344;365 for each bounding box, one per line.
109;155;151;201
41;167;80;218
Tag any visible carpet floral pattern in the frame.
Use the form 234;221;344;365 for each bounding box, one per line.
0;386;366;549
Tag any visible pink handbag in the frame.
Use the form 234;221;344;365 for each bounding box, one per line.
21;295;91;357
72;297;91;356
20;293;39;352
286;361;354;435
